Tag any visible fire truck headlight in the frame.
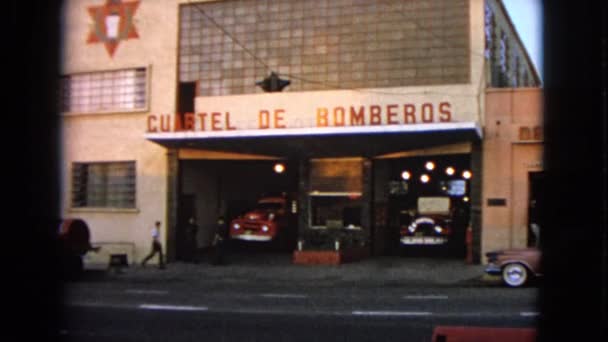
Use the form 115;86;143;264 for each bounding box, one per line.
408;223;417;233
434;226;443;233
233;223;240;230
262;225;269;232
268;213;275;221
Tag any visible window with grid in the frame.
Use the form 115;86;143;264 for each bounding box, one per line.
72;161;136;208
61;68;147;113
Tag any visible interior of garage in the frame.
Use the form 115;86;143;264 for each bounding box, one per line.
177;159;299;259
372;154;472;259
160;130;480;262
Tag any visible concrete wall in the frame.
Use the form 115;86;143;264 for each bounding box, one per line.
60;0;181;264
481;88;543;259
59;0;512;264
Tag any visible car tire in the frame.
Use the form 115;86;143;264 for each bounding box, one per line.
502;262;529;287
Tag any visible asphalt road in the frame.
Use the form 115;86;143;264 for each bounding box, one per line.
59;275;539;342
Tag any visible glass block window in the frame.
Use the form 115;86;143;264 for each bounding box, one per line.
72;161;136;208
484;3;494;59
499;32;508;74
179;0;471;96
61;68;147;113
513;55;520;87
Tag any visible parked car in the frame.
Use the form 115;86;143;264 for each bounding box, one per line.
229;193;295;244
485;247;542;287
58;218;100;279
400;196;453;245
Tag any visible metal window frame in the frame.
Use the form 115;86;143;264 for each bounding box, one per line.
71;161;136;209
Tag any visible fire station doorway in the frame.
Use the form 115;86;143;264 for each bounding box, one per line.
373;154;472;259
179;158;299;256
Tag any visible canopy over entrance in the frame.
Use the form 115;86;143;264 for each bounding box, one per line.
145;122;482;158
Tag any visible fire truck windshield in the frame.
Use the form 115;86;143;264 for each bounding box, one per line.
256;202;283;211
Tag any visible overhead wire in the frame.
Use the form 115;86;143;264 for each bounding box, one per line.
189;2;477;97
188;1;490;98
191;4;273;74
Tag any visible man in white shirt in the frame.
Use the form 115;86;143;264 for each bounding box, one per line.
141;221;165;269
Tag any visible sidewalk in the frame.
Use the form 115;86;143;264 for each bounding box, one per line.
91;252;490;288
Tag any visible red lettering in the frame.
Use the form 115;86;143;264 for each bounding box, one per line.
225;112;236;130
160;114;171;132
439;102;452;122
274;109;286;128
333;107;346;126
370;105;382;125
173;113;184;131
147;115;158;132
197;113;207;131
259;110;270;129
317;107;328;127
421;103;434;123
533;126;542;140
211;112;222;131
350;106;365;125
386;104;398;124
184;113;195;131
403;104;416;124
519;127;531;140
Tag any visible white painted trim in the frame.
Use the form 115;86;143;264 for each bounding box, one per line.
125;289;169;295
139;304;209;312
260;294;309;299
309;192;362;197
402;295;448;300
145;122;482;140
352;311;433;317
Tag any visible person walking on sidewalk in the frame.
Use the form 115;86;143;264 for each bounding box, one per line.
211;216;227;265
142;221;165;269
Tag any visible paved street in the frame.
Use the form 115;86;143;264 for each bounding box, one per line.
58;253;539;341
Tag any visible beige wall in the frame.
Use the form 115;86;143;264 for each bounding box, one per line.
60;0;181;264
481;88;543;259
58;0;490;264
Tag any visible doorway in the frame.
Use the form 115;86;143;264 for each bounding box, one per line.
528;171;545;247
177;194;196;261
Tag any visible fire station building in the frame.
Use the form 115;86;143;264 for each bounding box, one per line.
60;0;542;266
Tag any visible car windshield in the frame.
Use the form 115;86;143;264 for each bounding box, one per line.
417;196;450;215
256;202;283;211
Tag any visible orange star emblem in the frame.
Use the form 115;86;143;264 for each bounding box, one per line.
86;0;140;57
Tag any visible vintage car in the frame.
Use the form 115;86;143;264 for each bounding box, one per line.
400;196;452;245
229;194;292;242
58;218;100;278
485;247;542;287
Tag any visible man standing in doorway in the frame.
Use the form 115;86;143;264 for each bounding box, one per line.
211;216;227;265
185;217;199;262
142;221;165;269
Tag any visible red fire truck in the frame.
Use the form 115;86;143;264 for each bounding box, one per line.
229;193;296;243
